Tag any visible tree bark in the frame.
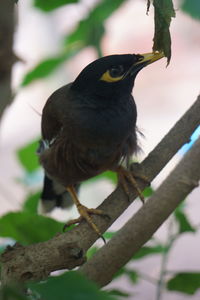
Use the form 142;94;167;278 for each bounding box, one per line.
0;0;15;121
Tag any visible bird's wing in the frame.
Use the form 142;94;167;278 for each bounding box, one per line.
41;83;72;145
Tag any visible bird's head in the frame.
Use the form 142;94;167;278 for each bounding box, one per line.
72;52;164;98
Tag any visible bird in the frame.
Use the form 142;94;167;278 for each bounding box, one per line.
38;51;164;240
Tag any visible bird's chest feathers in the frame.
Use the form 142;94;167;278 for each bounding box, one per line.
71;99;136;145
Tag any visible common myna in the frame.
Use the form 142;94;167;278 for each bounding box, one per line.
38;52;164;239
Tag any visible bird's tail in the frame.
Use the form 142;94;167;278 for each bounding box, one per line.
38;174;79;213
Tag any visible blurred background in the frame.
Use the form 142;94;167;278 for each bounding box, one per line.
0;0;200;299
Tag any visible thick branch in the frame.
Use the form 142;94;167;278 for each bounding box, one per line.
79;137;200;286
1;96;200;283
0;0;15;121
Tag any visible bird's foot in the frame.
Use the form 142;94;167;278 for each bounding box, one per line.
117;165;149;204
64;185;109;243
63;205;108;243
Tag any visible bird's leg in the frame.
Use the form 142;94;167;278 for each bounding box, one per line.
63;185;108;243
117;165;149;204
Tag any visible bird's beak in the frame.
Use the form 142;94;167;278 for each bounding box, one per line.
135;52;164;66
126;51;164;78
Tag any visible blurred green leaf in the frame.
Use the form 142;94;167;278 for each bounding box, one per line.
65;0;126;50
133;245;166;260
34;0;79;12
22;44;80;86
151;0;175;64
174;206;196;234
181;0;200;20
125;270;138;284
17;140;39;172
28;271;115;300
103;231;116;240
108;289;130;298
167;272;200;295
0;284;28;300
22;56;66;86
113;267;127;279
23;191;41;213
0;212;64;244
87;246;98;259
86;171;117;185
142;186;154;198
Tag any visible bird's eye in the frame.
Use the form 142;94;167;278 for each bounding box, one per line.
100;65;125;83
109;65;124;77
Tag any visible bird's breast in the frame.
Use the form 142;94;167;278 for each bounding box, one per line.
70;98;137;146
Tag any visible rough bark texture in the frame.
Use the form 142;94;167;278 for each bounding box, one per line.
1;95;200;284
79;137;200;286
0;0;15;120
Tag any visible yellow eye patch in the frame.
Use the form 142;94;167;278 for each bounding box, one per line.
100;70;124;83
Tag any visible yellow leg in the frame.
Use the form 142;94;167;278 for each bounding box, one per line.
63;186;108;243
117;165;149;204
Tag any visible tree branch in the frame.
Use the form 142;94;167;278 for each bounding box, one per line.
1;95;200;284
79;137;200;286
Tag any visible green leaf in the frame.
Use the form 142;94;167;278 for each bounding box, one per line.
17;139;39;172
22;191;41;213
22;56;66;86
22;45;80;86
152;0;176;64
0;212;64;244
167;272;200;295
65;0;126;50
113;267;127;279
108;289;130;298
28;271;115;300
133;245;166;259
103;231;116;240
125;270;138;284
181;0;200;20
174;206;196;234
142;186;154;198
85;171;117;185
0;284;29;300
86;246;98;259
34;0;79;12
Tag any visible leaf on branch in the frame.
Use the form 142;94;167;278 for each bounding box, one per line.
174;205;196;234
28;271;115;300
34;0;79;12
167;272;200;295
0;212;64;244
181;0;200;20
132;245;166;259
148;0;175;64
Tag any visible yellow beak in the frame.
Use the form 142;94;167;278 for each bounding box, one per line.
136;51;165;65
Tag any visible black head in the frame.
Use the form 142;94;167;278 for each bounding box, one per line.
71;52;164;98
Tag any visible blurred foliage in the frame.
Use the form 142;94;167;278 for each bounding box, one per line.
0;212;64;244
34;0;79;12
17;139;39;172
28;271;116;300
181;0;200;20
167;272;200;295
